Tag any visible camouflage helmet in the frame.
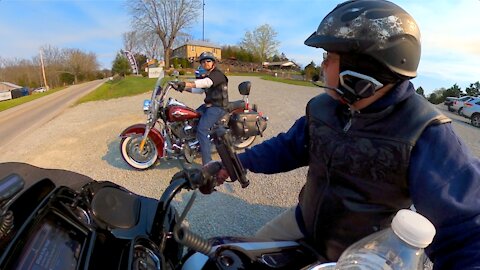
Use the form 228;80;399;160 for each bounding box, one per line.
304;0;421;79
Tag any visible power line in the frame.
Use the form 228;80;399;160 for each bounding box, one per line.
202;0;205;41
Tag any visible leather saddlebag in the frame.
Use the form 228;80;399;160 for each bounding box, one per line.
229;111;267;137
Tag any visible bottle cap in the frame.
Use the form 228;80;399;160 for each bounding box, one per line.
392;209;436;248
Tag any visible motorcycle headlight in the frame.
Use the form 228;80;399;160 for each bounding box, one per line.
143;99;151;114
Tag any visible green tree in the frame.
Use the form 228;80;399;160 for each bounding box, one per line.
465;81;480;96
303;61;320;81
112;52;131;77
221;45;259;62
416;86;425;98
60;72;75;85
134;53;148;71
427;88;446;104
443;83;462;99
240;24;280;63
270;54;281;62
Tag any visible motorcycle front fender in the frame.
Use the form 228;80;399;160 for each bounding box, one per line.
119;123;165;157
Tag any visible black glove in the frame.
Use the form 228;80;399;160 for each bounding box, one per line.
170;81;186;92
198;161;230;194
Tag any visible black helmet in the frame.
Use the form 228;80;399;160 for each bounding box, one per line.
304;0;421;79
198;51;216;62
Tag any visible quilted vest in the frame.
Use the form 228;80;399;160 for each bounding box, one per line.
299;93;450;260
204;68;228;108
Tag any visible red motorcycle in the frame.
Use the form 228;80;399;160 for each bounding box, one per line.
119;76;268;170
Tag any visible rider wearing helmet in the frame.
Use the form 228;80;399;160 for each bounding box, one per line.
205;0;480;267
171;51;229;165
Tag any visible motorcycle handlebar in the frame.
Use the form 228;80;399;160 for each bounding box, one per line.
211;126;249;188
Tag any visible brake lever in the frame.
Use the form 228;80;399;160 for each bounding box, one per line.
211;126;249;188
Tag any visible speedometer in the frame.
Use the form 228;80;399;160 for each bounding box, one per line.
132;244;161;270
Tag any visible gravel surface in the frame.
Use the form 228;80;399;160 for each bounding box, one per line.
0;76;319;238
0;76;479;239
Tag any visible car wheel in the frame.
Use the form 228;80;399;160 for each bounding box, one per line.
448;105;454;112
471;114;480;128
458;107;464;116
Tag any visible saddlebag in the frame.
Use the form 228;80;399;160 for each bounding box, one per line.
229;111;267;137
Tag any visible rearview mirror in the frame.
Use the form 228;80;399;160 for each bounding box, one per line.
0;173;25;204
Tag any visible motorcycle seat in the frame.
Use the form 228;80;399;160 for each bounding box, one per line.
226;100;245;112
91;187;140;229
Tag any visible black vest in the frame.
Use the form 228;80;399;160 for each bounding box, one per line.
204;68;228;108
299;93;450;260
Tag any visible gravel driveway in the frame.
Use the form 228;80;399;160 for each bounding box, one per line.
0;76;319;238
0;76;478;239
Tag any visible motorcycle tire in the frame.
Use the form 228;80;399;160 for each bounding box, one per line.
120;136;158;170
233;135;256;150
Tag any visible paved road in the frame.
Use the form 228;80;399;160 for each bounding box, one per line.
436;104;480;155
0;77;478;239
0;79;106;151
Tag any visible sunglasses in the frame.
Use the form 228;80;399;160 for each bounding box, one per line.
201;59;213;64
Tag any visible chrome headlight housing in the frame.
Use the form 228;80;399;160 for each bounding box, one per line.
143;99;151;114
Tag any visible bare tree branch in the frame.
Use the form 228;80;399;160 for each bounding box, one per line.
127;0;201;67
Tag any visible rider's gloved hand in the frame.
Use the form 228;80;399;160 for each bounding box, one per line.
170;81;186;92
199;161;230;194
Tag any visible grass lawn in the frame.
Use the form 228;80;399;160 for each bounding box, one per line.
76;76;162;104
260;75;318;87
0;87;65;113
76;74;316;104
1;73;319;111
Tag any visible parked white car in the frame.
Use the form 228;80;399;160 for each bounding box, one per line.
33;87;47;93
462;97;480;128
450;96;474;115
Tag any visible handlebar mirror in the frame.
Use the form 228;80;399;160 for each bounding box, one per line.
0;173;25;205
171;70;180;79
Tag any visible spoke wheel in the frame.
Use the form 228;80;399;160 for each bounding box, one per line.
120;136;158;170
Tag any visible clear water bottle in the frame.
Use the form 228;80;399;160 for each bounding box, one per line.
335;209;436;270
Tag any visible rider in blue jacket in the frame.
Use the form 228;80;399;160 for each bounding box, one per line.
204;0;480;268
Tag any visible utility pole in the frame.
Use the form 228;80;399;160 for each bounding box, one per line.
39;49;49;90
202;0;205;41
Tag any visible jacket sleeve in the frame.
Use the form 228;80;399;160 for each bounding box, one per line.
409;123;480;269
238;116;309;174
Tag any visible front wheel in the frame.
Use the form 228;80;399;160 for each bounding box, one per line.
120;135;158;170
233;135;256;149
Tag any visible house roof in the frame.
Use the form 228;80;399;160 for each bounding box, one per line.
0;82;22;89
174;40;221;50
263;61;298;67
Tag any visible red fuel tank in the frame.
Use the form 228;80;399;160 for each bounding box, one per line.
167;106;201;121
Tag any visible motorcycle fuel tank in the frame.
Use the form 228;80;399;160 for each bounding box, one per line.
167;106;200;121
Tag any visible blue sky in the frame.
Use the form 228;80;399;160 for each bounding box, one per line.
1;0;479;95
